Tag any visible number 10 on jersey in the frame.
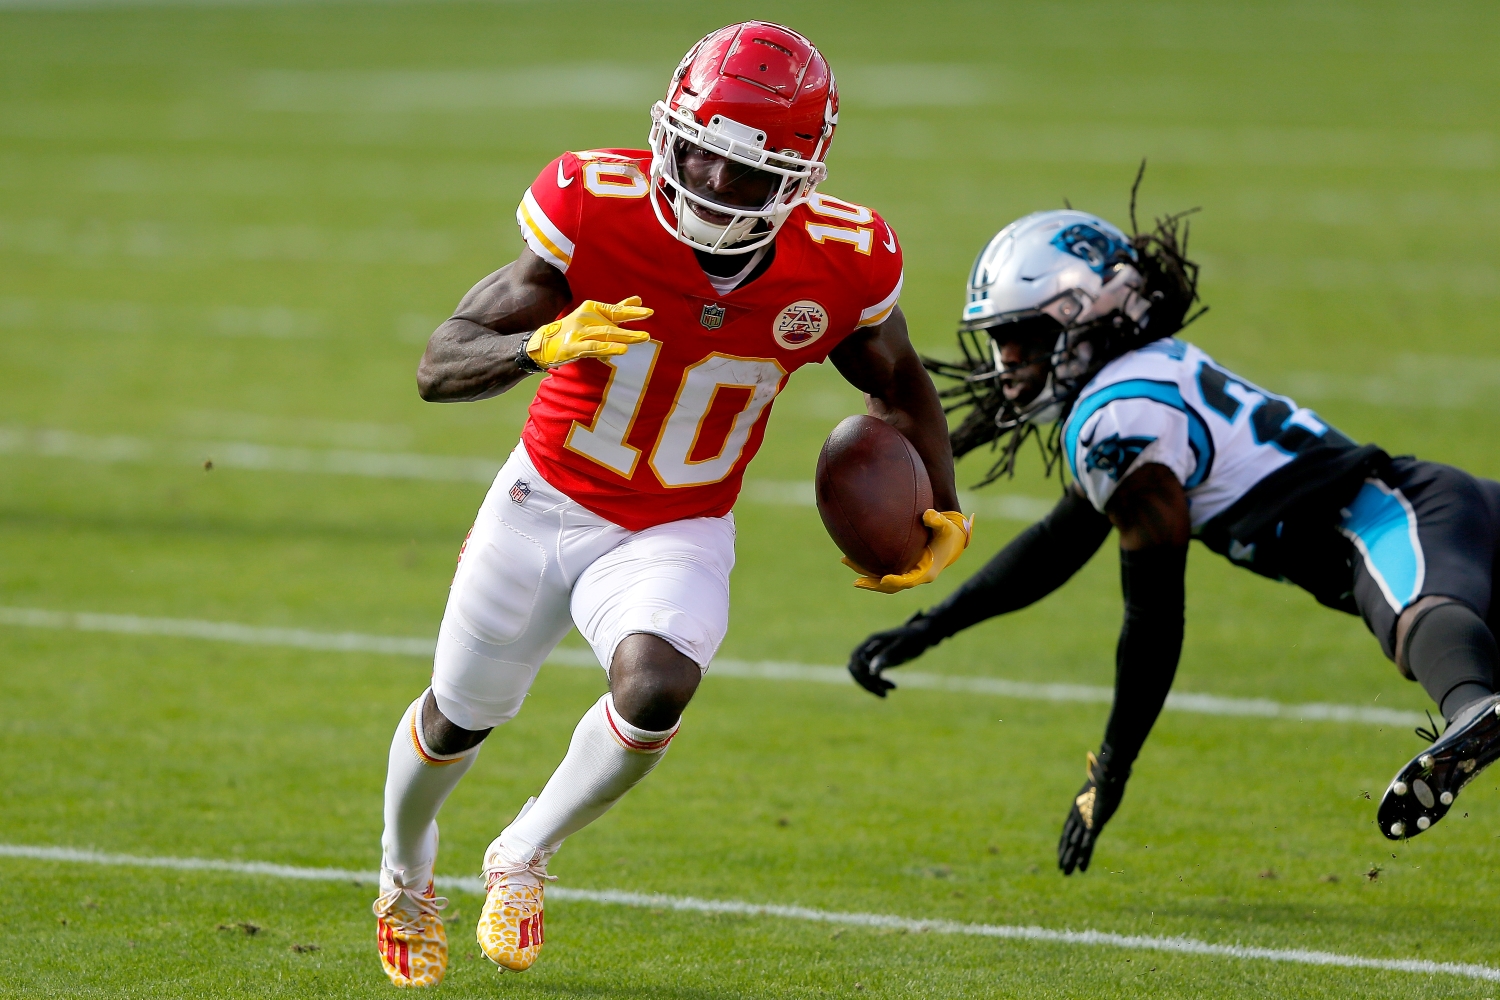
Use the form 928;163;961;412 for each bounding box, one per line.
565;341;786;488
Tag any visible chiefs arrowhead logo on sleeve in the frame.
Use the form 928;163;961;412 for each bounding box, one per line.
773;300;829;350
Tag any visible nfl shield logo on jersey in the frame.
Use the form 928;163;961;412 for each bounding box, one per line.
773;299;828;350
509;479;531;505
699;303;726;330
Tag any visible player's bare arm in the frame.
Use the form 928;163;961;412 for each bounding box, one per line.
827;304;973;595
1104;461;1190;550
417;247;571;402
829;305;959;512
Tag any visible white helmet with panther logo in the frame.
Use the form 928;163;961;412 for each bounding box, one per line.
960;210;1153;427
928;199;1203;487
962;210;1150;334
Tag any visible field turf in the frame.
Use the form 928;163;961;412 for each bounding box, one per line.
3;1;1500;996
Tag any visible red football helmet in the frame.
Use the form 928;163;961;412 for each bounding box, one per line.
648;21;838;254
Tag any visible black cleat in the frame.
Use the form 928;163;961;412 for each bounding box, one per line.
1377;694;1500;840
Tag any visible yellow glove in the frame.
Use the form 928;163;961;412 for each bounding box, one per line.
526;296;652;369
844;510;973;594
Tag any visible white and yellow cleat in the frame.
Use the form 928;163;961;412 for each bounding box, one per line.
476;840;555;972
372;870;449;987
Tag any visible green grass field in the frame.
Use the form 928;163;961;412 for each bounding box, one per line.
3;1;1500;995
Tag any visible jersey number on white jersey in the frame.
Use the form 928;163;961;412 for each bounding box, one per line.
1196;362;1326;453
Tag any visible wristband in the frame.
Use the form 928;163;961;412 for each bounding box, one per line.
515;335;547;375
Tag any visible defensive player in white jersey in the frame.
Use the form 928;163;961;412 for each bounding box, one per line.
849;206;1500;873
371;21;971;986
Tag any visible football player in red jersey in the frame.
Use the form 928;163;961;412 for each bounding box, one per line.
369;21;972;985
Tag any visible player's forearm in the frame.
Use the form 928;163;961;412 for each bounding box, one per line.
1100;544;1188;772
864;367;959;511
419;249;574;402
921;488;1113;636
831;309;959;511
417;320;534;402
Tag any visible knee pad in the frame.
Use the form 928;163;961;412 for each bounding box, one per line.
430;620;540;731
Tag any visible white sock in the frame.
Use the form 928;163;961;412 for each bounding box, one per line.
381;690;480;885
497;693;677;860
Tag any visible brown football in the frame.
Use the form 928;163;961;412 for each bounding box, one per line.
815;414;934;578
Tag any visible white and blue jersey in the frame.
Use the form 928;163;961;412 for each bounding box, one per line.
1057;337;1500;661
1063;338;1342;529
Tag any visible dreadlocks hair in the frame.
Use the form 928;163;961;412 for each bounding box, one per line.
922;161;1207;489
1126;161;1207;339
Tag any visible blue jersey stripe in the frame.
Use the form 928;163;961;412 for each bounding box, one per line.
1340;481;1425;612
1064;379;1215;489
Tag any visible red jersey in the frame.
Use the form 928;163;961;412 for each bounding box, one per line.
515;148;904;531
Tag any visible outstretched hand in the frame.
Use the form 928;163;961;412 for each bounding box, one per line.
1058;746;1130;875
526;296;652;369
846;611;938;697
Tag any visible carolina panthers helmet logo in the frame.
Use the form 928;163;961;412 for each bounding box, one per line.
1051;223;1135;276
1084;434;1156;480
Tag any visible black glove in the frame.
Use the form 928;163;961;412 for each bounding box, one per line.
1057;743;1130;875
846;490;1112;699
847;611;939;697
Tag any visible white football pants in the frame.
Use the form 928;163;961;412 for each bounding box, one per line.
430;444;736;731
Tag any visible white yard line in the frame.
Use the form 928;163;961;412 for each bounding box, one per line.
0;606;437;656
3;843;1495;983
0;426;501;484
0;0;441;7
0;605;1426;726
0;426;1052;520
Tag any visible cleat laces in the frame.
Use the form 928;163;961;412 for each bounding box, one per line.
1414;710;1443;745
483;852;557;893
373;879;448;934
